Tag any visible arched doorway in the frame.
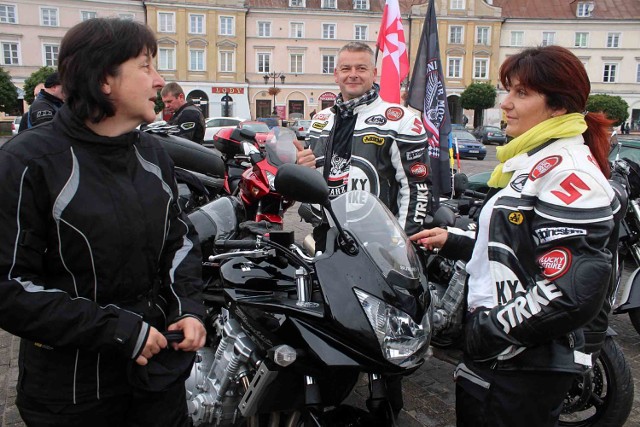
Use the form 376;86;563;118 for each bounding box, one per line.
187;90;209;118
319;92;337;110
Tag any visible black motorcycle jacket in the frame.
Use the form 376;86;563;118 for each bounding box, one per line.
441;136;618;373
167;101;206;145
28;89;63;128
0;105;205;404
307;96;430;235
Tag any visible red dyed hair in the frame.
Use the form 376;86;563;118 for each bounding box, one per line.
499;46;613;178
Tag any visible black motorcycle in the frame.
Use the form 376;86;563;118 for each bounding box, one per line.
425;188;634;427
184;164;434;426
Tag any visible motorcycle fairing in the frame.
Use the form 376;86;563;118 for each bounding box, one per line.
614;266;640;312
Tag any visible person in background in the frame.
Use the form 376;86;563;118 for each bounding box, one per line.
17;83;45;133
309;108;316;119
0;18;206;426
296;41;429;236
161;82;206;144
24;74;64;129
411;45;617;426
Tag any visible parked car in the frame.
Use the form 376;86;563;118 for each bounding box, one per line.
472;125;508;145
451;129;487;160
237;120;271;146
203;117;245;143
256;117;279;129
12;116;21;136
291;119;312;139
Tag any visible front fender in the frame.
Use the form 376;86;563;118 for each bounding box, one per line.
613;266;640;313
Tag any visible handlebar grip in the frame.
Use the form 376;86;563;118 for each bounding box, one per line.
214;240;258;250
463;189;487;200
162;330;184;344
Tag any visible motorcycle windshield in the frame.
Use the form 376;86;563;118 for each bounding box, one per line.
329;190;421;287
264;127;298;167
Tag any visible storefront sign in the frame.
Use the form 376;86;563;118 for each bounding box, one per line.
211;87;245;94
319;92;337;101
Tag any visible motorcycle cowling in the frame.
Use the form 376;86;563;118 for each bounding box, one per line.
213;127;257;157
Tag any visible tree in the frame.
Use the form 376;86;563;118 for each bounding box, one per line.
154;91;164;114
586;94;629;126
23;66;56;105
0;67;18;115
459;82;497;128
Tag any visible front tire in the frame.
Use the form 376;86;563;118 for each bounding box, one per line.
559;336;633;426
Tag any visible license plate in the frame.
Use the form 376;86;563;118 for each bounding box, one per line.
468;150;479;153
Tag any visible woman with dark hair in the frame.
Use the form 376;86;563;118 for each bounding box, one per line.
0;18;205;426
411;45;618;426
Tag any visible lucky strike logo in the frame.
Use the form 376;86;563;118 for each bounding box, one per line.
538;247;571;279
410;162;428;178
530;156;562;181
385;107;404;121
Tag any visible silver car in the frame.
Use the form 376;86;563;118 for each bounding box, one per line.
292;119;312;139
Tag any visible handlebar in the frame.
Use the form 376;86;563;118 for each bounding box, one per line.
214;240;258;250
463;189;487;200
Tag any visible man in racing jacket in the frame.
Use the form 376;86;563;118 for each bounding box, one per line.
161;82;206;144
26;72;64;128
297;42;429;236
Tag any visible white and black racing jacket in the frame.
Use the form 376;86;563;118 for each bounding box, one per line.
0;105;205;404
441;136;618;373
306;96;430;235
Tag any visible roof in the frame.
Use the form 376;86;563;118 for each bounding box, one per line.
494;0;640;19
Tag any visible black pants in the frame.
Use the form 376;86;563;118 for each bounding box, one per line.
17;380;189;427
455;362;575;427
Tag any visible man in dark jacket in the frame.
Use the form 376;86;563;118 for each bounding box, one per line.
25;73;64;129
161;82;206;144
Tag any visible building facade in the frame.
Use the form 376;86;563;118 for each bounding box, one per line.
145;0;249;119
0;0;145;112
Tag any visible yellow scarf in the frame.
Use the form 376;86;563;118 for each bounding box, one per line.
487;113;587;188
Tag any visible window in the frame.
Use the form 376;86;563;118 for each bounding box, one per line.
190;14;204;34
355;25;368;41
1;42;18;65
290;0;304;6
0;4;16;24
322;0;336;8
577;2;593;17
637;63;640;83
574;32;588;48
158;12;175;32
323;23;336;39
257;53;271;73
158;48;175;70
290;53;303;74
475;26;489;45
603;63;617;83
41;8;58;27
81;11;97;21
219;51;234;72
43;44;59;67
474;58;488;79
322;55;335;74
447;57;462;78
119;13;134;20
219;16;234;36
353;0;369;10
189;49;205;71
258;21;271;37
510;31;524;47
450;0;465;10
607;32;620;48
290;22;304;38
542;32;555;46
449;26;463;44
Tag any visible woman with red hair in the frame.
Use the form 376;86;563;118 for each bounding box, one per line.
412;45;618;426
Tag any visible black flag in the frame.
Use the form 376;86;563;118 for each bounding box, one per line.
407;0;452;208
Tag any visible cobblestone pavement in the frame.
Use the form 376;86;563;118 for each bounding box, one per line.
1;142;639;426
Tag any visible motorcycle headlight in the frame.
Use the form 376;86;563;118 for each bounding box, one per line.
266;171;276;191
354;288;432;368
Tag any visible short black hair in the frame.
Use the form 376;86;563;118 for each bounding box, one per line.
58;18;158;123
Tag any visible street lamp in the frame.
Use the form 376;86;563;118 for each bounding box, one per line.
263;72;286;116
